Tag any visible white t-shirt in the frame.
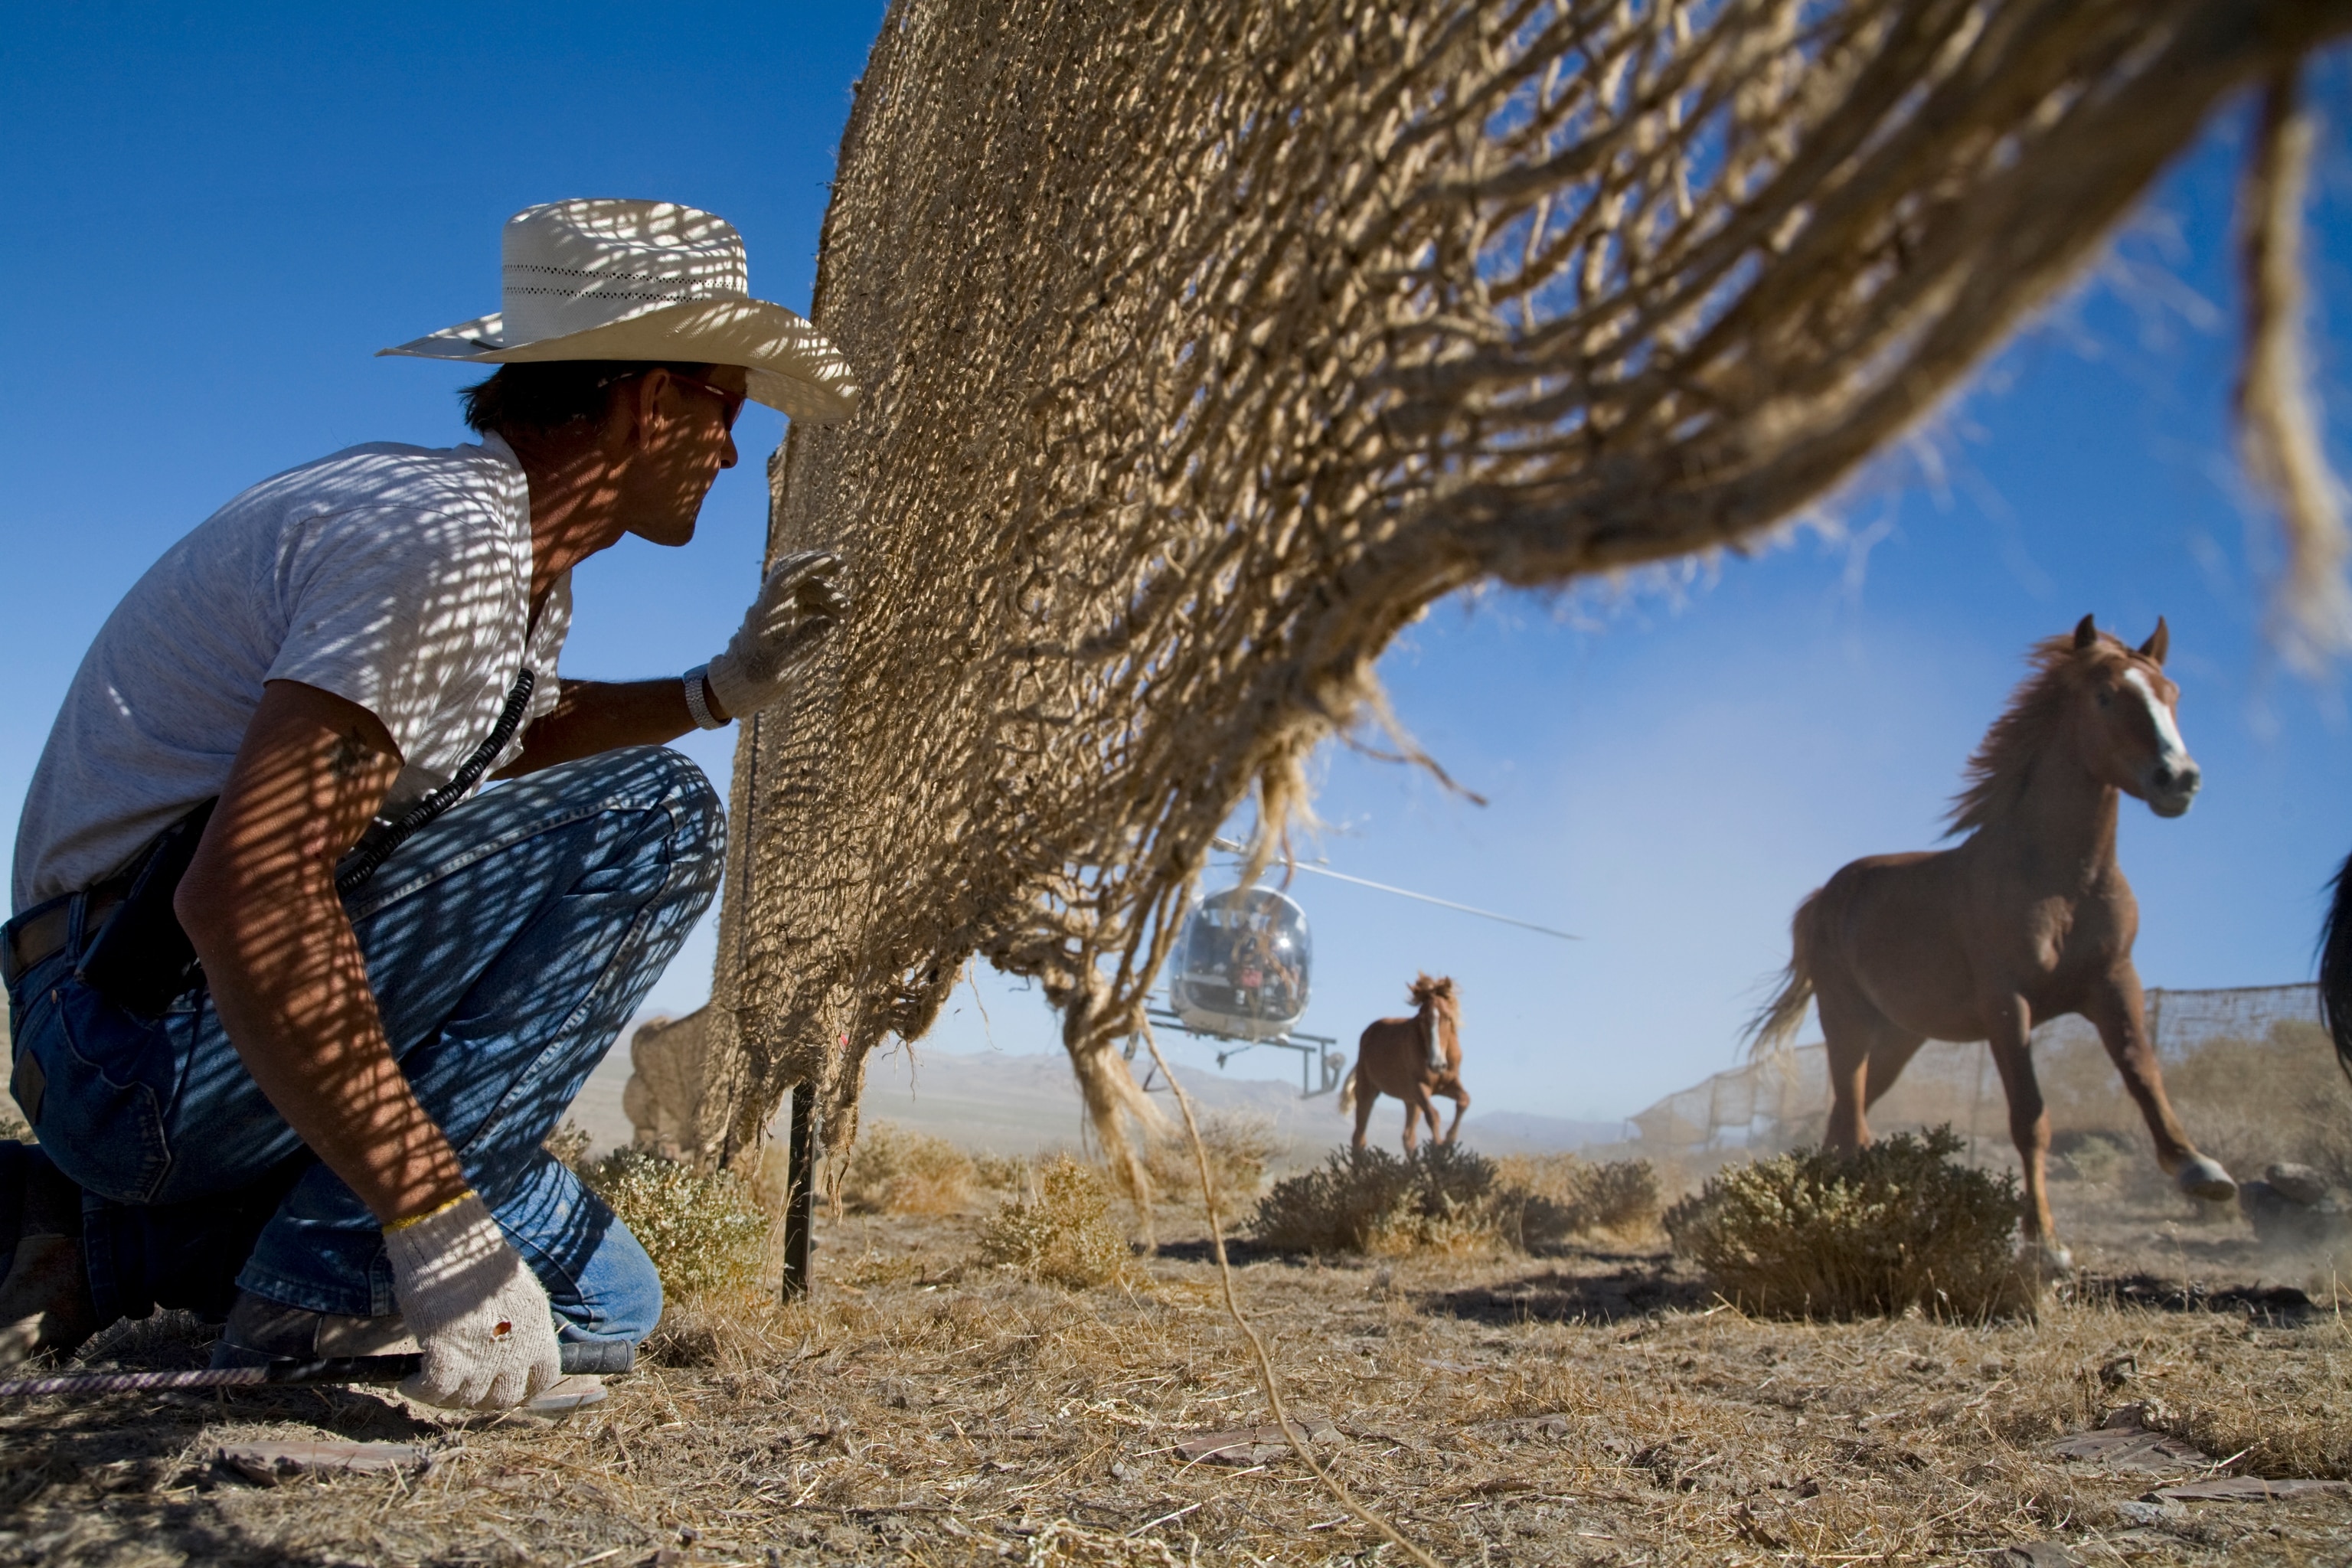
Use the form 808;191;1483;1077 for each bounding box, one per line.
11;433;567;912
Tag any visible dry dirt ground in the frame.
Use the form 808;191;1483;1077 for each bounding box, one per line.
3;1178;2349;1567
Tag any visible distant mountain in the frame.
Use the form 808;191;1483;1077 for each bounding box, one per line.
855;1047;1349;1158
567;1041;1623;1165
1456;1110;1634;1155
564;1040;1346;1157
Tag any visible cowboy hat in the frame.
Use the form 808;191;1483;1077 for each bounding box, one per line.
379;198;857;423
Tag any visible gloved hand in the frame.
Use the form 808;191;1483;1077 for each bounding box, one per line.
381;1193;562;1411
704;550;847;720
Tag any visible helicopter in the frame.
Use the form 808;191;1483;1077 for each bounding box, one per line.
1135;838;1576;1097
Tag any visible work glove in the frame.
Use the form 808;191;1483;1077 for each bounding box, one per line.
381;1193;562;1412
704;550;847;720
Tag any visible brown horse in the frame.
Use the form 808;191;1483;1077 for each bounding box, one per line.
1752;616;2233;1271
1341;974;1468;1152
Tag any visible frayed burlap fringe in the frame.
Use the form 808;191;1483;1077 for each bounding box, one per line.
698;0;2350;1187
2238;66;2352;669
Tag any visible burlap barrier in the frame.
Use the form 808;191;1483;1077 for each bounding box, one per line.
701;0;2349;1189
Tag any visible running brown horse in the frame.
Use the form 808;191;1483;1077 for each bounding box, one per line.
1751;616;2233;1272
1341;974;1468;1152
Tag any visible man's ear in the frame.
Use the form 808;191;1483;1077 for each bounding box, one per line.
596;369;658;454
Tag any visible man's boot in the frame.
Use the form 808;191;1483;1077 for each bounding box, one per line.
210;1289;423;1365
0;1143;100;1367
213;1289;610;1414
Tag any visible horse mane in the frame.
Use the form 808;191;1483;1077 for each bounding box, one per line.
1945;630;2141;837
1408;973;1460;1063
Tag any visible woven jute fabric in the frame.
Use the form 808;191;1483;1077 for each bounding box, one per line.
698;0;2350;1187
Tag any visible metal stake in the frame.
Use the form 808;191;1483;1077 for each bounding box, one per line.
780;1081;817;1300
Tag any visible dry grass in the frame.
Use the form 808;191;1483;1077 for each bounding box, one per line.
834;1119;978;1216
8;1187;2350;1566
1142;1112;1282;1223
976;1154;1135;1289
1665;1128;2038;1321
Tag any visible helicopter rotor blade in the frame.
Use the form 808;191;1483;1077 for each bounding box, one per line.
1210;838;1578;941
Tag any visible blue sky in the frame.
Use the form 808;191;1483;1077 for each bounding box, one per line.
4;11;2347;1128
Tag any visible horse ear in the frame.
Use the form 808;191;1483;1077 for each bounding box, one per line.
2073;614;2098;650
2138;617;2168;665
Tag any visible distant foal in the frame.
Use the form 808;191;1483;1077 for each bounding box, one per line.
1342;974;1468;1153
1753;616;2233;1271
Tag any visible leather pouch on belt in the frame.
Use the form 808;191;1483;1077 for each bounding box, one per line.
77;799;216;1021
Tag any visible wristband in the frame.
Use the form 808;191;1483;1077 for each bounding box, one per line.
384;1188;476;1235
683;665;725;730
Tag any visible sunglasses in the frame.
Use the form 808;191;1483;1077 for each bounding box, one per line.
597;367;746;431
664;370;748;432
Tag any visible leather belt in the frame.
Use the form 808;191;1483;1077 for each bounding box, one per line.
1;888;120;991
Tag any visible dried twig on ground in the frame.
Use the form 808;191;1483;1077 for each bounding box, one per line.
1137;1024;1442;1568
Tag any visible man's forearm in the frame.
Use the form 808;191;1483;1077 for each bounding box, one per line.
176;680;469;1225
500;677;728;776
188;876;471;1223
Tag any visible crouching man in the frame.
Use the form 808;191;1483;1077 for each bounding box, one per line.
0;199;854;1410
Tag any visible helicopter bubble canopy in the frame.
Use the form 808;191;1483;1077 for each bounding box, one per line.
1169;887;1312;1041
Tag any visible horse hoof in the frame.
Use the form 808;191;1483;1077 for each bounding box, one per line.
2175;1154;2236;1202
2025;1240;2074;1279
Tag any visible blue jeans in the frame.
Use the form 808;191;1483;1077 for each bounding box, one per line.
4;746;722;1348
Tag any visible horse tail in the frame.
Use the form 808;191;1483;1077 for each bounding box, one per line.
1337;1063;1358;1116
1747;887;1822;1058
2321;848;2352;1083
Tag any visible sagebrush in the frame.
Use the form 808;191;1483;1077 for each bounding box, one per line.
586;1148;772;1303
1664;1128;2034;1320
1252;1145;1532;1256
1250;1145;1662;1256
977;1154;1133;1289
973;1152;1032;1190
836;1119;978;1215
542;1119;595;1173
1494;1154;1662;1238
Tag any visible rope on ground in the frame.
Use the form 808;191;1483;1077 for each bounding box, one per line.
1135;1019;1442;1568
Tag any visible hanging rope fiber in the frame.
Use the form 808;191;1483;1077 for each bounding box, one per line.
700;0;2351;1192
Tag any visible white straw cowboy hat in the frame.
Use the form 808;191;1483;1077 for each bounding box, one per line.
380;198;857;423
